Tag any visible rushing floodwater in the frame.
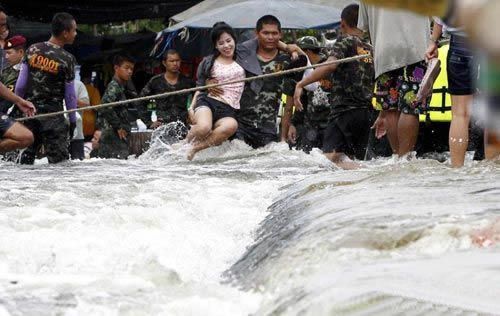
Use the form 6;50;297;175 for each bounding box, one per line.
0;131;499;315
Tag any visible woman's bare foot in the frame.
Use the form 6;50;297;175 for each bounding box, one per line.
187;145;201;161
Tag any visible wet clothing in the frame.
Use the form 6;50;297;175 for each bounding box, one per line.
329;33;375;119
297;125;328;154
20;116;69;164
194;95;237;124
97;128;129;159
322;33;374;158
0;63;20;92
234;122;278;149
235;53;295;148
447;34;478;96
97;78;134;159
196;38;267;96
209;60;245;109
300;55;333;129
323;108;371;159
0;63;21;114
139;74;194;126
17;41;77;164
194;56;244;126
291;57;333;153
0;113;14;138
69;139;84;160
304;77;333;129
238;53;294;128
19;41;77;122
375;60;428;116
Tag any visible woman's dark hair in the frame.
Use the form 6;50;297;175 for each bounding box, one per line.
207;22;237;77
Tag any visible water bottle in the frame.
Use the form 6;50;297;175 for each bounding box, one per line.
147;100;157;113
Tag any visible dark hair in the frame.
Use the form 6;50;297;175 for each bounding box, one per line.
210;22;237;50
52;12;75;37
163;49;180;60
0;5;5;14
113;54;135;67
80;64;92;79
206;22;237;77
256;15;281;32
341;4;359;28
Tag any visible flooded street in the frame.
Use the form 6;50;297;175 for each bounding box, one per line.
1;139;499;315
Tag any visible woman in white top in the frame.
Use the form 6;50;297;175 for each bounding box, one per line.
187;22;245;160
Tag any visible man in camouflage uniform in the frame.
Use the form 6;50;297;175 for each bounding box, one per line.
0;35;26;116
287;36;333;153
294;4;375;169
0;7;35;157
139;49;194;135
96;54;136;159
234;15;295;149
15;12;78;164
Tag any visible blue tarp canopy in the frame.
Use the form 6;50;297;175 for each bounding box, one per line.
152;0;344;58
164;0;342;31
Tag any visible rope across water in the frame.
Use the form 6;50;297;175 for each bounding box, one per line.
15;54;371;122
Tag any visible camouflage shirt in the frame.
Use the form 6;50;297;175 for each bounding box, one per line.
24;41;76;113
329;33;374;119
303;55;334;129
0;63;20;113
238;53;295;128
98;78;133;132
0;63;20;92
304;77;334;128
139;74;194;126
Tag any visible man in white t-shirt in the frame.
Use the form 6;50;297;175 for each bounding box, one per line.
359;3;431;157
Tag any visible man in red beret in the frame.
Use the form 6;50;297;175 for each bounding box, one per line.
1;35;26;115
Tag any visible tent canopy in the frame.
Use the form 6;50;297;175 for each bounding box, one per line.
170;0;358;24
165;0;344;31
4;1;203;24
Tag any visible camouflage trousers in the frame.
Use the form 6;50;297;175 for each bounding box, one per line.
97;128;129;159
20;115;69;164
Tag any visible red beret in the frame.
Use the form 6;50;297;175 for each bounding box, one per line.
5;35;26;49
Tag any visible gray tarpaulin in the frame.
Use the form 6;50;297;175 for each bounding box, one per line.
170;0;357;25
164;0;344;31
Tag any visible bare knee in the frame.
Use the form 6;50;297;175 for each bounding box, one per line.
452;107;471;120
5;123;34;148
214;118;237;137
220;120;238;136
191;123;212;140
451;96;473;118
